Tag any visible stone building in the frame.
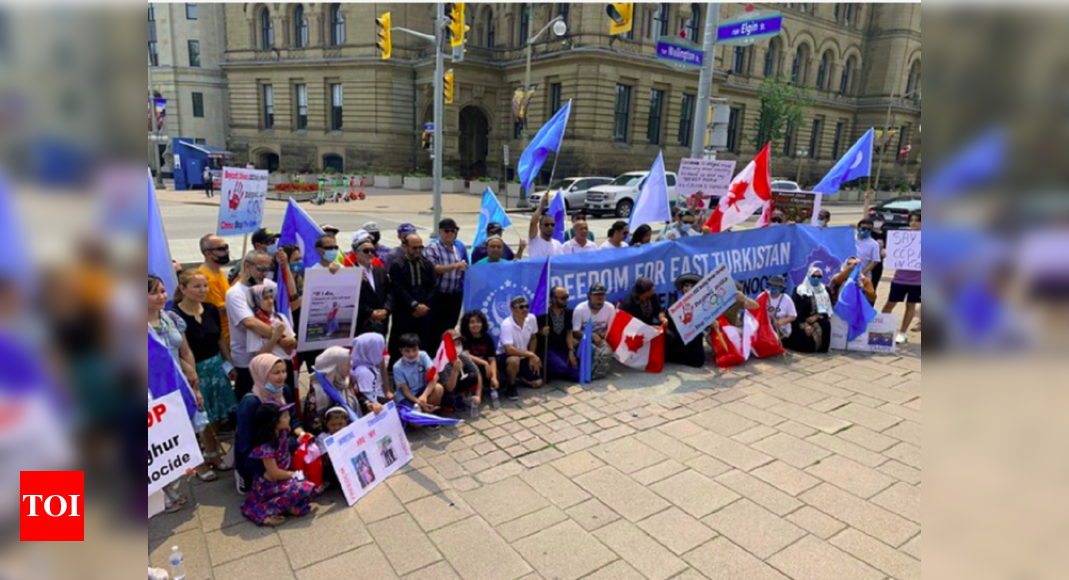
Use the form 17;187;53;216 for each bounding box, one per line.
220;3;920;190
147;2;230;173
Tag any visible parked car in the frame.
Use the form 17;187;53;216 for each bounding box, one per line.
585;171;679;218
869;196;921;230
771;179;801;192
527;177;614;211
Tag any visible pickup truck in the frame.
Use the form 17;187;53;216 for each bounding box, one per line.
585;171;679;219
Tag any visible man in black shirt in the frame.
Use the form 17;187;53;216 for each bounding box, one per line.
537;286;579;383
388;234;437;363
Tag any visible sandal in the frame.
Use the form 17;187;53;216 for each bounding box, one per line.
205;453;233;472
164;501;182;514
196;469;219;483
263;516;287;527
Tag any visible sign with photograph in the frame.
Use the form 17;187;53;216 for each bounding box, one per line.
217;167;269;236
147;391;205;497
769;190;823;226
830;313;898;354
676;159;737;210
320;402;413;507
886;230;921;271
668;263;738;344
297;268;362;352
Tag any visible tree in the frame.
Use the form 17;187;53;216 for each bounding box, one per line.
749;79;810;153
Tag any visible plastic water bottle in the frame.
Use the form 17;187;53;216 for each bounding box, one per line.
490;389;500;410
470;396;480;420
169;546;187;580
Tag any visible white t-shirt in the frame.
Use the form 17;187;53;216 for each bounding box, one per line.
663;227;701;241
855;237;882;278
352;366;386;402
599;241;629;250
528;236;563;258
573;302;617;337
765;292;797;339
562;239;599;255
498;314;539;355
226;280;277;368
247;314;296;361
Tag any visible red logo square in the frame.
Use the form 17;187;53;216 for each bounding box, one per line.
19;471;84;541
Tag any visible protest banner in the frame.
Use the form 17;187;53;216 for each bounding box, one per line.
217;167;268;236
148;391;204;496
297;268;362;352
830;313;898;354
668;263;738;344
320;402;413;507
465;226;857;339
769;190;823;225
886;230;921;271
676;159;736;209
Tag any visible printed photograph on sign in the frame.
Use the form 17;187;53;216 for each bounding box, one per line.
298;269;362;352
378;436;398;467
770;191;823;226
352;452;377;489
321;401;413;506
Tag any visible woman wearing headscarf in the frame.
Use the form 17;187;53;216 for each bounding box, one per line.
666;274;707;368
784;266;836;353
234;354;304;495
350;334;391;417
308;347;357;423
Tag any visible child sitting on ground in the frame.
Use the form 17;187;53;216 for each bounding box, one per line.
350;333;392;417
391;334;445;416
241;403;317;527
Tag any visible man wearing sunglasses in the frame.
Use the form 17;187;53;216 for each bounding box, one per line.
353;237;392;337
528;195;564;259
425;218;469;351
497;296;543;400
309;235;342;274
199;234;234;344
225;250;279;398
855;218;882;281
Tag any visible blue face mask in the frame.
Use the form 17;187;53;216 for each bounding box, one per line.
264;384;283;394
323;250;339;263
290;262;305;275
770;287;783;296
817;219;827;227
267;242;279;255
858;230;871;239
809;276;824;287
681;223;693;233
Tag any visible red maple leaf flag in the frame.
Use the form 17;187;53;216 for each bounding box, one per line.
606;311;664;373
704;143;773;234
426;332;458;383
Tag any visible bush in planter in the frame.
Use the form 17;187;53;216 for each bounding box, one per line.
406;172;430;178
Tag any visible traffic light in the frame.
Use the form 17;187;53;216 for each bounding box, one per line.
443;69;455;105
606;3;634;36
445;2;468;48
376;12;392;60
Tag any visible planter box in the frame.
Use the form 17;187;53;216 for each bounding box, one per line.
506;183;523;200
470;182;497;196
441;180;466;194
374;175;402;189
404;176;433;191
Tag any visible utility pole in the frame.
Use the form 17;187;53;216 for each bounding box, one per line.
147;63;164;189
433;2;445;231
690;3;719;160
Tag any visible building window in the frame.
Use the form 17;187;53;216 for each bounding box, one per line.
809;118;822;159
613;84;632;142
726;107;742;153
557;4;569;29
905;60;921;98
732;46;746;74
262;85;274;129
686;3;701;41
330;83;343;131
185;3;197;20
647;89;665;145
486;9;496;47
295;84;308;130
832;121;845;159
194;138;207;145
678;94;695;147
840;56;856;95
323;154;344;173
330;4;345;46
654;4;670;38
260;8;274;50
187;40;201;67
192;92;204;118
783;120;797;157
149;41;159;66
148;4;159;66
518;5;530;46
764;38;781;78
791;46;809;86
549;83;562;116
816;51;831;90
294;5;308;48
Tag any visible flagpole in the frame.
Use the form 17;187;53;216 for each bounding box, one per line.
544;101;571;202
542;256;551;385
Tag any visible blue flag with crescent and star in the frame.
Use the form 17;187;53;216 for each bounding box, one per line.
812;129;874;196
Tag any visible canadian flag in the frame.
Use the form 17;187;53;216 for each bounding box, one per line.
711;312;760;369
606;311;665;373
426;332;458;383
705;143;773;234
749;293;787;359
899;144;912;160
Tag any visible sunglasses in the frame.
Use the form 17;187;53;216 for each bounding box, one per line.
514;304;530;310
209;245;230;252
253;266;271;274
441;229;458;234
542;223;556;228
359;248;376;255
320;246;340;251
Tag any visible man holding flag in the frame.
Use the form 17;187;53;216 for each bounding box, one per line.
528;195;564;258
572;283;616;381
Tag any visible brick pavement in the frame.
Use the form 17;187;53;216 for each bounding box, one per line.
149;338;921;580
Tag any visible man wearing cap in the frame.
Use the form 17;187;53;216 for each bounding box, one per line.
572;283;616;380
470;223;518;264
425;219;469;350
320;225;346;265
388;234;437;363
362;222;392;265
662;210;702;241
389;223;419;267
345;230;384;269
229;228;281;284
666;273;709;368
353;237;392;337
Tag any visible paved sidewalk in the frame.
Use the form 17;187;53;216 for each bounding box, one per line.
149;333;921;580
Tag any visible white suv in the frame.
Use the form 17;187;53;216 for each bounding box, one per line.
585;171;679;218
527;177;614;211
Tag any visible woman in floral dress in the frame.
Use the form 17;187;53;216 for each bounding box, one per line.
241;402;316;527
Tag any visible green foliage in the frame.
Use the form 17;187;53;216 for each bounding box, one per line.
476;177;497;183
749;79;811;152
406;172;430;178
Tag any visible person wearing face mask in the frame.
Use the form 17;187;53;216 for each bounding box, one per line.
855;219;882;282
817;210;832;229
226;250;279;399
234;354;306;496
230;228;282;284
310;235;343;273
572;284;616;380
761;275;797;341
199;234;234;345
663;210;701;241
784;266;836;353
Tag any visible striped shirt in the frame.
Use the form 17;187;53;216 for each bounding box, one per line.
424;240;467;294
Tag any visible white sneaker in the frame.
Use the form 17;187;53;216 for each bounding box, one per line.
895;332;908;345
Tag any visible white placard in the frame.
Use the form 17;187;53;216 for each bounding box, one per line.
676;159;737;207
320;402;413;507
217;166;269;236
830;313;898;354
886;230;921;271
148;391;205;497
297;268;362;352
668;263;738;344
769;190;823;226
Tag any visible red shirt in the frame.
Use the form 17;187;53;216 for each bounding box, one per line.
344;252;384;269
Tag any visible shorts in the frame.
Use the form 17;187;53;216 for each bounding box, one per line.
888;282;921;304
497;354;541;384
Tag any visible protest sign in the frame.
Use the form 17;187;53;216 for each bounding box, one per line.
465;226;857;339
320;402;413;507
148;391;204;496
217;167;268;236
676;159;736;209
769;190;823;225
297;268;362;352
830;313;898;354
668;263;738;344
886;230;921;271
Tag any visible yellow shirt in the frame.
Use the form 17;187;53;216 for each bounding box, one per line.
199;264;231;344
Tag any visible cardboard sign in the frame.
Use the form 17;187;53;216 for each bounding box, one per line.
769;190;823;226
830;313;898;354
668;263;738;344
297;268;362;352
217;167;268;235
147;391;204;497
321;402;413;507
886;230;921;271
676;159;737;209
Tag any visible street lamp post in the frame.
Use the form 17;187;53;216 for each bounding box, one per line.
796;148;809;184
520;8;568;202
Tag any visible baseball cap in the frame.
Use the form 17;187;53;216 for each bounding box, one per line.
439;218;459;231
351;230;369;245
252;228;280;245
398;223;417;236
362;222;380;233
487;222;504;236
321;224;341;235
589;283;608;295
